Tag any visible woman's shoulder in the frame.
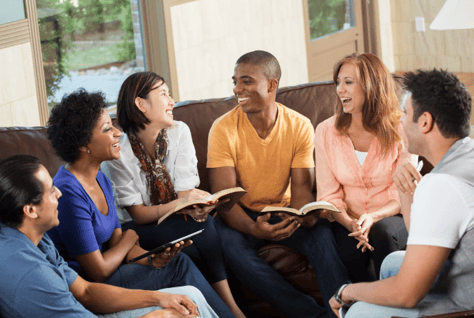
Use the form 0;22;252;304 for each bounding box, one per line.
315;115;337;135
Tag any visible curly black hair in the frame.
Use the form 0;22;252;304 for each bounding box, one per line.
403;69;471;139
47;89;107;163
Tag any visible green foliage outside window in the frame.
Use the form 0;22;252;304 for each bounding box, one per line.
37;0;135;99
308;0;349;40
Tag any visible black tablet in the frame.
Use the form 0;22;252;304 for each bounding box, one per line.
128;229;204;263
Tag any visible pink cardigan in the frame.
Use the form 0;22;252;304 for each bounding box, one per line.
314;116;411;220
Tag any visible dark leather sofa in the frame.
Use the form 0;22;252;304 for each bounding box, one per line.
1;80;472;318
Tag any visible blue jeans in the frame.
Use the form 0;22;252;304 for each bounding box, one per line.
98;286;218;318
215;210;351;318
103;253;235;318
122;213;227;284
344;251;450;318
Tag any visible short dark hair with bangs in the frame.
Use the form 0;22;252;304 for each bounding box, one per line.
236;50;281;83
47;89;107;163
117;72;165;134
403;69;471;139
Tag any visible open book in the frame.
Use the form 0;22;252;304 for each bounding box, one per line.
157;187;247;225
260;200;340;216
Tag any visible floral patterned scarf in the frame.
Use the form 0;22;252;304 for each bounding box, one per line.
129;130;177;205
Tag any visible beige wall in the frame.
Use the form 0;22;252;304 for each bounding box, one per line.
169;0;308;101
390;0;474;72
0;42;41;127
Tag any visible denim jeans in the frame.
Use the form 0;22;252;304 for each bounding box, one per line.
103;253;235;318
215;210;351;318
344;251;450;318
98;286;218;318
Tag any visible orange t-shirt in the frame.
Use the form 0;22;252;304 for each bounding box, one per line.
315;116;413;219
207;103;315;211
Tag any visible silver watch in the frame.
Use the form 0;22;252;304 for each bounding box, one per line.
334;284;352;306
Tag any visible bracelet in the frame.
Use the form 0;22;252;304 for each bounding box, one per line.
334;284;353;306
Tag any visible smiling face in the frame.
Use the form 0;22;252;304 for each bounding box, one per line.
336;63;366;115
34;165;62;232
87;110;122;161
232;63;273;114
138;81;175;129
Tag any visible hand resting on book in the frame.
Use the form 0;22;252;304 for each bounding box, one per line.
176;189;217;222
277;212;319;228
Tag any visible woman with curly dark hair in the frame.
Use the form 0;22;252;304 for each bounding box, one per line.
46;88;234;318
315;53;415;282
101;72;245;318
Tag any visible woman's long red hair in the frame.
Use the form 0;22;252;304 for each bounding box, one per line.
333;53;402;154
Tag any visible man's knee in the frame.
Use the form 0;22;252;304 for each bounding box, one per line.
380;251;405;279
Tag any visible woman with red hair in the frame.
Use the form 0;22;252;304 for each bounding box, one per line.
315;53;414;282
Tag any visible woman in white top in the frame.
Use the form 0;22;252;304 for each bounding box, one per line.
102;72;245;318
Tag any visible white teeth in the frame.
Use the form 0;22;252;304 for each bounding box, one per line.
112;143;119;148
238;97;249;103
341;98;351;103
166;110;173;115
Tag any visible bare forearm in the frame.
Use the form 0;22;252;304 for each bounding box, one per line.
79;282;161;314
218;204;257;236
126;200;183;225
331;207;354;231
370;200;400;223
398;191;413;231
342;277;418;308
125;244;150;266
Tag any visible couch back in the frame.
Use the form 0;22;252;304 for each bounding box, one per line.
172;81;339;192
0;81;339;191
0;126;64;177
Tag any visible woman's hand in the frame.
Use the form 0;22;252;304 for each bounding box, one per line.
393;161;422;194
178;189;215;222
149;240;193;269
347;219;373;252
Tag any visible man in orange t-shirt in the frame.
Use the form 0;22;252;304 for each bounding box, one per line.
208;50;350;318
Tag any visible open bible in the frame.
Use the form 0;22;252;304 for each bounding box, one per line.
157;187;247;225
260;200;340;216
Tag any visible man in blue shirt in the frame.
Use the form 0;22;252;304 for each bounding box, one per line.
0;155;215;318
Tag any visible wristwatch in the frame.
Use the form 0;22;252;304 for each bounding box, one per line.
334;284;353;306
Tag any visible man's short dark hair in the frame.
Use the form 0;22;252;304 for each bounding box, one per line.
403;69;471;138
0;155;43;228
236;50;281;82
47;89;107;163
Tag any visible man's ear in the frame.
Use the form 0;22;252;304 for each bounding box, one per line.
419;112;434;134
268;79;278;93
23;204;38;219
